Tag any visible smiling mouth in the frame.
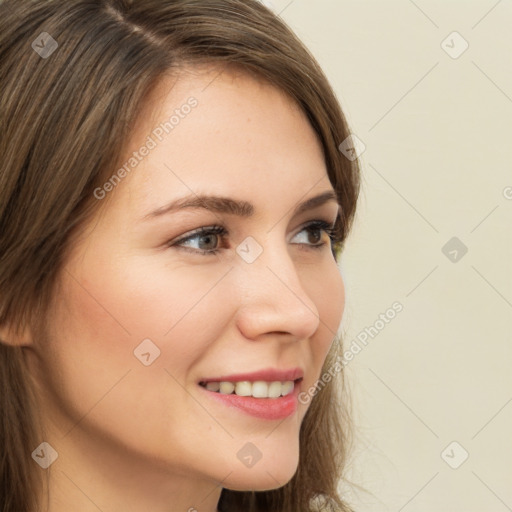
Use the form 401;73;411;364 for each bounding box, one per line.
198;379;302;399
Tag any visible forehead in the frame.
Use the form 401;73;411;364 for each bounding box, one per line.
107;65;329;220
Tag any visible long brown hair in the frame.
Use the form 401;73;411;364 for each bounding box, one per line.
0;1;361;510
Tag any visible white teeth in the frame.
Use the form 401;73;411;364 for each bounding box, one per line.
281;381;294;396
252;381;268;398
219;381;235;394
268;381;282;398
234;381;252;396
202;380;295;398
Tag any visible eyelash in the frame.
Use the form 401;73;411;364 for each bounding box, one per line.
169;220;339;256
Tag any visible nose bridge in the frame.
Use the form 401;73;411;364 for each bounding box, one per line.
234;235;320;340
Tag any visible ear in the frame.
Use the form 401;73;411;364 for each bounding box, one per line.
0;322;34;347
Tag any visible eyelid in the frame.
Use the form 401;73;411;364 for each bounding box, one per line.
170;216;336;242
167;215;341;255
172;224;223;242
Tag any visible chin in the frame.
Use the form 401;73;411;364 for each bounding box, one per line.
221;448;300;492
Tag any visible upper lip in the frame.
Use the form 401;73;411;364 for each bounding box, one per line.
199;367;304;384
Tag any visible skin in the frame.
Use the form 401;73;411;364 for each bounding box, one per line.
18;65;346;512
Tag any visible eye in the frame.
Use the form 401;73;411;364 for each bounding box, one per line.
291;220;337;249
168;219;339;256
169;225;228;255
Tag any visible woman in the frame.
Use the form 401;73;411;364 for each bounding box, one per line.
0;1;361;511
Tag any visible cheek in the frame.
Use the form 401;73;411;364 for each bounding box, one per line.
316;259;345;320
65;249;219;344
324;264;346;328
308;262;345;365
37;259;232;463
39;269;136;422
100;257;229;355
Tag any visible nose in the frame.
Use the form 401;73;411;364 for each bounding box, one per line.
234;240;321;342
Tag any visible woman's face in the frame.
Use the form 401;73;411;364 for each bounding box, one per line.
29;66;345;501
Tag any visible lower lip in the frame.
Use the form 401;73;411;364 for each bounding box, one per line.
199;381;300;420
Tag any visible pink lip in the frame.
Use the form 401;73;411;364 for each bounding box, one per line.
199;380;301;420
198;367;304;384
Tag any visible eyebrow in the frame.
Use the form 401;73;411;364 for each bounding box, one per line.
142;190;339;221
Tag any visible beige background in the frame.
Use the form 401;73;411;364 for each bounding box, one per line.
268;1;512;511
